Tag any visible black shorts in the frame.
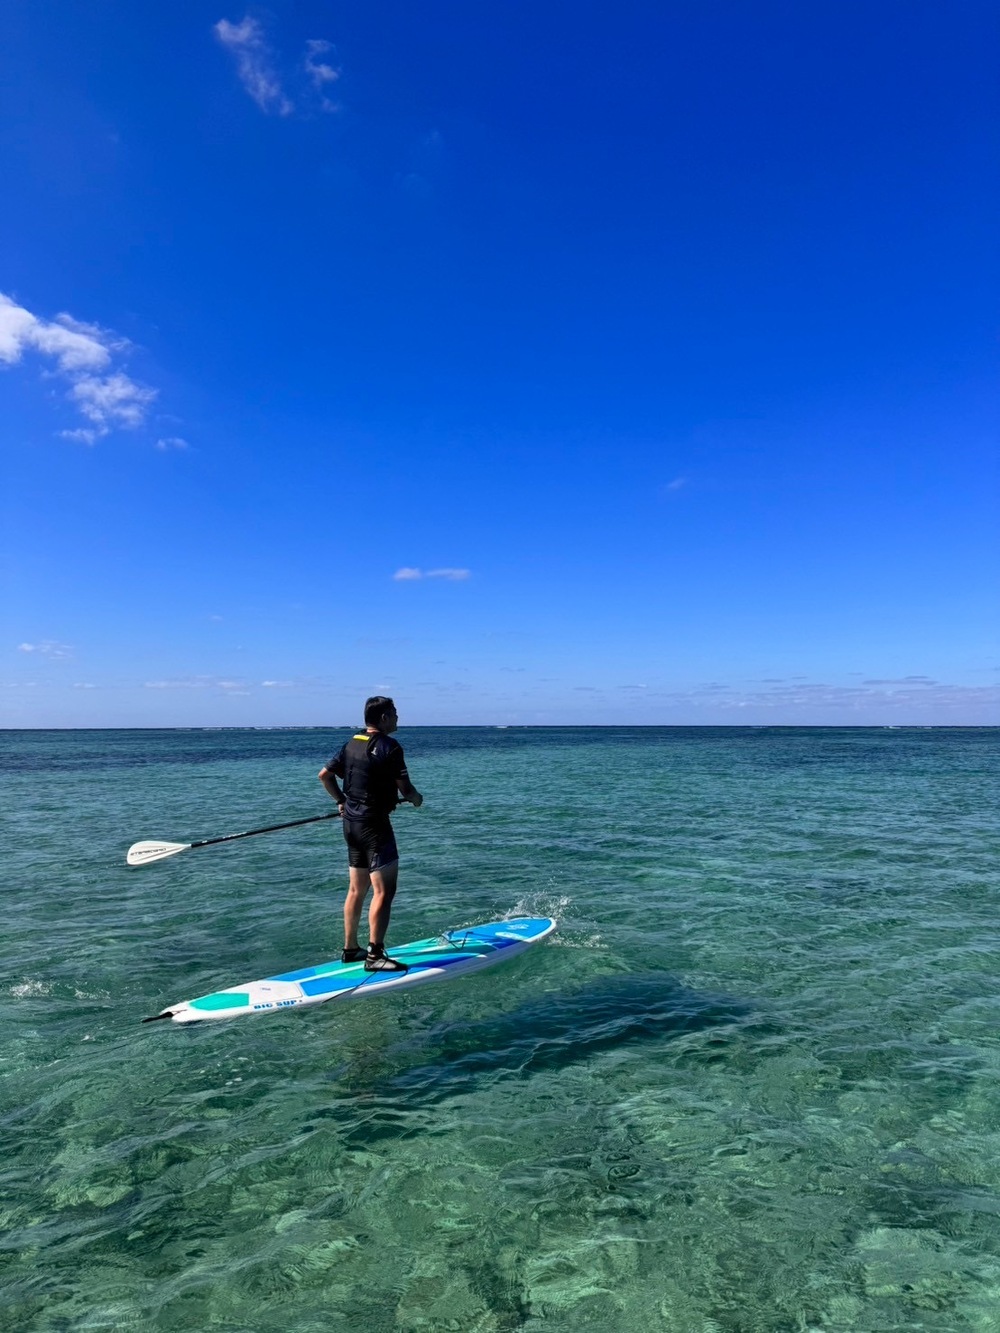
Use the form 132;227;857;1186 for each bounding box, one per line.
343;817;399;872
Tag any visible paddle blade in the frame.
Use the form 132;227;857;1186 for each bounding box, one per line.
126;840;190;867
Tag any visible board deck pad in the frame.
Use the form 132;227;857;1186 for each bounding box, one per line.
145;917;557;1024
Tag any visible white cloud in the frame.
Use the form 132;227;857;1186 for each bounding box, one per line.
155;436;189;451
71;372;156;431
17;640;73;659
0;299;36;364
393;567;471;581
0;304;117;373
215;16;293;115
0;292;156;440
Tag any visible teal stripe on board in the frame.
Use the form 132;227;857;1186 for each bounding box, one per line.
189;991;251;1012
2;726;999;1330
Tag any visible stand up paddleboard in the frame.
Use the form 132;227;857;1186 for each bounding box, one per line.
143;917;556;1025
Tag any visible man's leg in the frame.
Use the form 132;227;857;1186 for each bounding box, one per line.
344;867;371;950
368;861;399;949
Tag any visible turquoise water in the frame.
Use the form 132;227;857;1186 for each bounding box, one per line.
2;726;999;1331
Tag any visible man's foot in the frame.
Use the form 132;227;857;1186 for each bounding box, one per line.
341;946;366;964
364;945;408;973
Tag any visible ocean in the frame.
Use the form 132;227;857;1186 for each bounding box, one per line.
2;726;999;1331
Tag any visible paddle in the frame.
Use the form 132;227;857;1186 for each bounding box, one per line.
126;811;341;867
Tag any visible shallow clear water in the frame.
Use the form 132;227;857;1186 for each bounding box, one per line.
2;726;999;1331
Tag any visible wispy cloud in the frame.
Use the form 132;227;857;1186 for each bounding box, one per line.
862;676;937;686
215;18;339;115
214;17;292;115
304;39;340;110
17;640;73;659
0;293;156;441
653;677;1000;721
155;436;189;451
17;639;74;661
144;676;250;692
392;567;472;582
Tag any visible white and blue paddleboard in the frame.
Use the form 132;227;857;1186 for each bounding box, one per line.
144;917;556;1025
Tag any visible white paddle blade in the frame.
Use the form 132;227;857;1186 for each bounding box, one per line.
126;840;191;867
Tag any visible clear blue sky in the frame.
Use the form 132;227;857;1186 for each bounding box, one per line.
2;1;997;726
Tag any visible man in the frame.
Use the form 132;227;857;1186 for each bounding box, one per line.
318;696;423;972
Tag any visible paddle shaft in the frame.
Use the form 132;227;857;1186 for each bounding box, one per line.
129;803;410;865
188;811;341;850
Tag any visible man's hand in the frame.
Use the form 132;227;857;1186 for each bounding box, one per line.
408;791;423;808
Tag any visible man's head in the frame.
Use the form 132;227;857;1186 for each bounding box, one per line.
364;695;398;732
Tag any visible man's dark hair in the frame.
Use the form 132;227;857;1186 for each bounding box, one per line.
364;695;396;726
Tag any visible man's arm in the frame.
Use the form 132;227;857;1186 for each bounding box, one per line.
397;775;423;807
391;742;422;807
318;766;346;810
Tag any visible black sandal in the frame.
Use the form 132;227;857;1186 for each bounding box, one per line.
364;947;408;973
341;946;366;964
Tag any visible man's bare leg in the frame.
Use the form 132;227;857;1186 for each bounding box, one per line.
344;867;371;950
368;861;399;948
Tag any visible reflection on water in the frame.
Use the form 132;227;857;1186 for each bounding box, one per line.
326;972;767;1117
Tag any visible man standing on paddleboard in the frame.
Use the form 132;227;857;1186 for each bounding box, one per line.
318;696;422;973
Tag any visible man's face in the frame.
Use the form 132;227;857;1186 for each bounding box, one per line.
383;706;399;733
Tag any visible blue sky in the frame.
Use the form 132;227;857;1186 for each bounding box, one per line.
1;0;997;726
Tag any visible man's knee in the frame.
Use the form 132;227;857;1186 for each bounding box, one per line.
370;871;398;900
